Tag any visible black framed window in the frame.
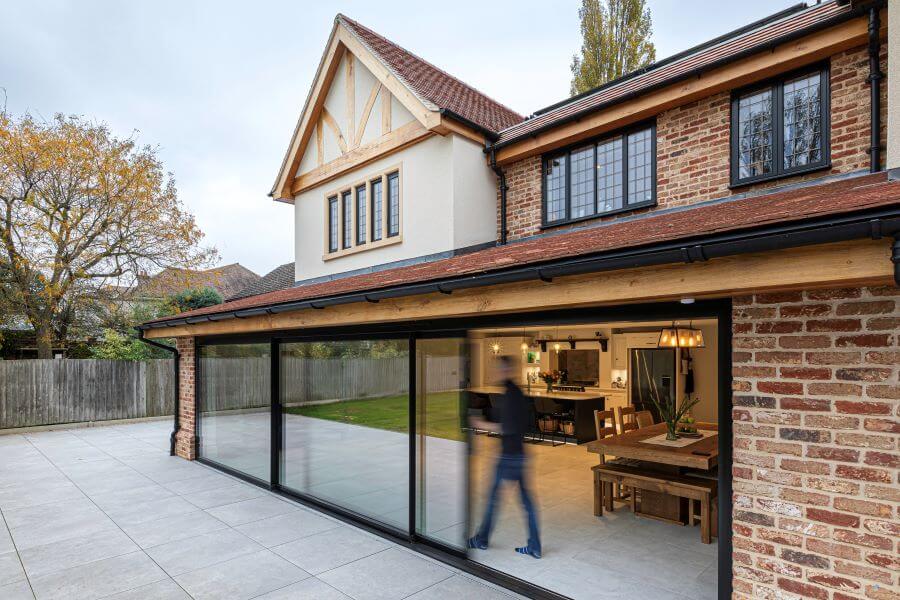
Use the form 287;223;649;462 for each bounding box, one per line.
355;184;367;245
342;190;352;249
371;178;383;241
327;196;338;253
543;122;656;227
731;65;829;186
387;171;400;237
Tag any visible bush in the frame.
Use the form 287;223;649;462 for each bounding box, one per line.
90;329;156;361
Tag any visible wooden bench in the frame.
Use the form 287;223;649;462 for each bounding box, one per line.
592;463;717;543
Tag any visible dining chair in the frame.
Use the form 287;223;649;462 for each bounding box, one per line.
593;409;632;506
615;405;638;434
634;410;655;429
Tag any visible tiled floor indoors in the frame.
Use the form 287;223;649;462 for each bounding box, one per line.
0;420;518;600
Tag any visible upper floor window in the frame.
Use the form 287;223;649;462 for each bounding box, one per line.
323;166;401;259
542;123;656;227
731;65;829;186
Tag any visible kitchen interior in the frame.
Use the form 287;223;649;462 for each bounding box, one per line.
466;319;720;599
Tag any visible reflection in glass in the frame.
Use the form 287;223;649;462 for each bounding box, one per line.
198;343;271;480
280;339;410;531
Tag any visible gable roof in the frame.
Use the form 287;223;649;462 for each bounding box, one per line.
338;15;524;134
228;262;295;301
494;0;855;146
136;263;260;301
143;173;900;328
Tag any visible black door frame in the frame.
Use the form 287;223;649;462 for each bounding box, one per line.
193;298;733;600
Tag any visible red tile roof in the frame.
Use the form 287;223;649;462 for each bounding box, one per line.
338;14;524;134
496;1;852;145
146;173;900;326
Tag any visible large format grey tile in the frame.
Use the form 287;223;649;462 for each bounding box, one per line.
234;509;340;547
102;578;191;600
0;579;34;600
205;496;298;526
144;528;263;577
254;577;352;599
405;574;514;599
18;528;137;579
174;549;309;600
272;526;390;575
0;550;26;585
318;547;453;600
28;550;166;600
180;483;264;510
104;495;198;527
120;510;228;549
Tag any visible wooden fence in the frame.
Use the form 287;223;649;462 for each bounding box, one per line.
0;356;464;428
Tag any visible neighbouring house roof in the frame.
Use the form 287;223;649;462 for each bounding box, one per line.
337;15;525;134
143;173;900;327
229;262;295;301
494;0;853;146
136;263;261;301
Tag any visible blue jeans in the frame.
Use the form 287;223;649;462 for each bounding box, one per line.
473;455;541;554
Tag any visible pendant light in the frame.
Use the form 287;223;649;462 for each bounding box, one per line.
657;321;705;348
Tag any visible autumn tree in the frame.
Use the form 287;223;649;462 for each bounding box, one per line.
570;0;656;95
0;111;216;357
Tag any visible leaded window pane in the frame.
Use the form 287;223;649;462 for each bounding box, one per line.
737;89;773;179
387;172;400;237
328;196;338;252
627;128;653;205
342;191;352;249
545;155;567;222
596;138;623;213
371;179;383;241
569;145;594;219
783;73;822;169
356;185;366;245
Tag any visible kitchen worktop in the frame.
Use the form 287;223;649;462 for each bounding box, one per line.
468;386;609;401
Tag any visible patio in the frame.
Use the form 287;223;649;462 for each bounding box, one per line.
0;420;516;600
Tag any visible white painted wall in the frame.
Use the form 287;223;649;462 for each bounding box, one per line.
888;2;900;170
450;135;498;249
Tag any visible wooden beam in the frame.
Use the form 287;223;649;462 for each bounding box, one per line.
320;107;348;154
315;120;324;167
345;54;356;150
433;116;488;144
496;16;872;165
289;121;431;197
381;89;392;135
355;83;382;147
144;239;893;339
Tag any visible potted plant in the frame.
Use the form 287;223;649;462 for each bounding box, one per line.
636;353;699;440
538;370;560;393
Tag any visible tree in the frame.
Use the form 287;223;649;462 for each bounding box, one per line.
0;111;216;357
165;286;222;314
570;0;656;96
90;328;155;361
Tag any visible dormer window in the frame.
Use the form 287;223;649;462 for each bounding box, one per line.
730;65;829;186
323;166;402;259
542;122;656;227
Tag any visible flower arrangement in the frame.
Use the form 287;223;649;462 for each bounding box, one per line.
538;370;560;392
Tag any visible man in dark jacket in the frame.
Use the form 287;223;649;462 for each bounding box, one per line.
468;355;541;558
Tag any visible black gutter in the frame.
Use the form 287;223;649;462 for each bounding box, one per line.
488;146;509;245
868;6;883;173
137;330;180;456
140;205;900;331
491;2;876;150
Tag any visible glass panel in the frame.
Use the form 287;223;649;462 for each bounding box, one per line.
544;155;567;222
569;145;595;219
327;196;338;253
597;137;623;213
341;191;352;249
280;339;410;531
783;72;823;170
356;185;367;245
627;128;653;205
737;88;773;179
387;172;400;237
199;343;270;480
371;178;383;241
415;338;469;550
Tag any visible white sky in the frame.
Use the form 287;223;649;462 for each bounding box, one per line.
2;0;798;276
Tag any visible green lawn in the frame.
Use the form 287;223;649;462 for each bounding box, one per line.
284;391;465;441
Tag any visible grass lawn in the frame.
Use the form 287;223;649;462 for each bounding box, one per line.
284;391;465;441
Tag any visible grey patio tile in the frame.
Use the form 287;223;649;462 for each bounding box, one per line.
0;550;26;585
88;483;176;511
272;526;390;575
0;579;34;600
0;479;85;511
102;578;191;600
104;495;198;527
162;471;237;495
144;528;263;577
18;528;137;579
173;549;309;600
405;574;514;599
180;483;264;510
6;500;118;551
233;508;341;547
120;510;228;549
318;547;454;600
204;496;298;526
253;577;352;599
28;550;166;600
0;517;15;555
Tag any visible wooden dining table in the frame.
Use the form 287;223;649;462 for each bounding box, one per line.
586;422;718;525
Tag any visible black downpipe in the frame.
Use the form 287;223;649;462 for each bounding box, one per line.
489;147;508;245
868;6;883;173
892;236;900;286
137;330;180;456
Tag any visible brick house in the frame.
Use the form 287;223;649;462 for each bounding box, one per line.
140;2;899;598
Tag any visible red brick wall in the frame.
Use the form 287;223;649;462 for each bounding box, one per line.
175;337;196;460
502;46;888;241
731;286;899;600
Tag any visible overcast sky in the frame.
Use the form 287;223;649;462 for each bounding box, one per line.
2;0;797;276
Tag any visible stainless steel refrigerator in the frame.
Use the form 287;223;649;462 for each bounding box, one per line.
629;348;676;423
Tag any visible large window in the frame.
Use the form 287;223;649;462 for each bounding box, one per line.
324;167;400;258
198;343;271;481
543;123;656;226
731;66;829;186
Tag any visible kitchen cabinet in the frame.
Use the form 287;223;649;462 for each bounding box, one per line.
611;334;627;369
